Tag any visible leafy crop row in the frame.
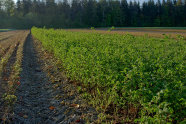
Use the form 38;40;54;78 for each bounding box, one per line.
31;27;186;123
0;42;19;77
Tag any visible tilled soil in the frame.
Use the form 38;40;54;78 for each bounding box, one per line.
0;46;11;60
67;29;186;40
0;36;13;42
0;43;19;118
11;34;97;124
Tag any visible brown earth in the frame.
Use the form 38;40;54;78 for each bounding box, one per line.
0;31;98;124
67;28;186;40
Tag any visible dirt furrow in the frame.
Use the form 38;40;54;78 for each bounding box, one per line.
12;34;75;124
11;34;97;124
0;36;13;42
12;34;54;123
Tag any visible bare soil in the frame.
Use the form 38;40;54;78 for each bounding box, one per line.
0;44;19;119
10;34;97;124
67;28;186;39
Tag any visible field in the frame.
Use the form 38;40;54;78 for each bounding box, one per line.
32;27;186;123
68;27;186;40
0;30;29;118
0;30;97;123
0;28;185;123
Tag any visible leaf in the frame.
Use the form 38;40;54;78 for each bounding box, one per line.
17;81;21;85
3;77;8;81
75;119;81;123
49;106;55;110
70;104;79;108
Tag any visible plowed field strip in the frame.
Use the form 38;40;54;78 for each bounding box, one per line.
0;43;19;96
0;31;26;60
0;43;19;118
0;31;29;123
0;46;11;60
0;36;13;42
67;29;186;40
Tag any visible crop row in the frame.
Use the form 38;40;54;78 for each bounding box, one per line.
0;32;21;58
0;31;28;89
8;31;29;93
0;42;19;77
0;32;21;116
32;27;185;123
0;31;28;90
0;31;15;41
0;31;29;121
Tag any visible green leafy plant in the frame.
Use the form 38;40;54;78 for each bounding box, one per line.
3;93;17;106
31;27;186;123
91;27;95;30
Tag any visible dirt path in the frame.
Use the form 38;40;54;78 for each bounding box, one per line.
12;34;97;124
12;34;55;123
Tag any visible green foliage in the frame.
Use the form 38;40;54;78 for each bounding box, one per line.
111;26;115;30
31;27;186;123
108;26;115;31
177;34;185;40
3;93;17;106
91;27;95;30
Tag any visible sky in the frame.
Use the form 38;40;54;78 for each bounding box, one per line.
12;0;159;4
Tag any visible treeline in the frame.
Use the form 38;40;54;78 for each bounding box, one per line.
0;0;186;29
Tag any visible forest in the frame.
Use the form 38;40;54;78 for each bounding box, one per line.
0;0;186;29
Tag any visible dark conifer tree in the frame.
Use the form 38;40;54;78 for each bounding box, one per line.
0;0;185;28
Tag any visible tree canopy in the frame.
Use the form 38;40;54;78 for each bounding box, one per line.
0;0;185;29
